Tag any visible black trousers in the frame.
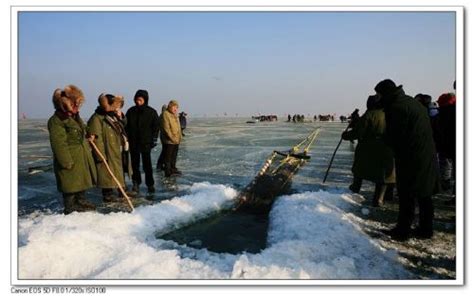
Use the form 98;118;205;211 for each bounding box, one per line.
163;144;179;175
130;144;154;187
157;143;165;169
397;189;434;233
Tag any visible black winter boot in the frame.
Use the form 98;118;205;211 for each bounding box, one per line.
147;186;155;194
349;177;362;193
384;184;395;201
63;193;76;215
132;183;140;194
372;183;387;207
75;191;96;211
102;188;122;203
119;187;137;198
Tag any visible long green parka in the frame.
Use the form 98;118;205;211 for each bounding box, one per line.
343;109;396;184
88;109;126;189
48;112;97;193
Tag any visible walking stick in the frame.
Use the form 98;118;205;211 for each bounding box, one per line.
322;124;350;183
89;139;134;212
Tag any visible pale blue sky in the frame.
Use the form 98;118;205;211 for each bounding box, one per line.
18;11;456;118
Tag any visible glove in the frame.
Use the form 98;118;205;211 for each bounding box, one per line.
341;131;350;140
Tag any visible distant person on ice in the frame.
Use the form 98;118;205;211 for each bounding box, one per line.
179;111;187;136
342;95;396;207
375;79;440;241
88;94;134;203
126;89;160;194
48;85;97;214
161;100;182;177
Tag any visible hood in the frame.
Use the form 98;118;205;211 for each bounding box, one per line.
134;89;149;105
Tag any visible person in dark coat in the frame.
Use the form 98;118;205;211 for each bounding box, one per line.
375;79;440;240
435;93;456;194
125;89;160;194
342;95;396;207
156;104;167;171
348;109;360;128
48;85;97;214
347;109;361;144
179;112;187;136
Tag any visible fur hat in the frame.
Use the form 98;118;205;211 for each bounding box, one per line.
168;99;179;108
52;85;84;112
98;93;125;112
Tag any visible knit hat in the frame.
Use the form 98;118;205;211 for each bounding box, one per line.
134;89;149;105
437;93;456;107
374;79;398;97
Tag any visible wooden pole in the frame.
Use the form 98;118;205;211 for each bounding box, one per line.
89;139;134;211
322;124;350;184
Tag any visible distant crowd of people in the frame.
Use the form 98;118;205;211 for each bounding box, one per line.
286;113;361;123
253;115;278;122
48;86;186;214
341;79;456;241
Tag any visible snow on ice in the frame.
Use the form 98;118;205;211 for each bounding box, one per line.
18;182;412;280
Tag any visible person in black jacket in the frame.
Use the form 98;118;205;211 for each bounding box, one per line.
375;79;440;241
435;92;456;195
126;89;160;194
179;112;187;136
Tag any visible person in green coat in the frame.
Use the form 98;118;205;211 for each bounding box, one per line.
47;85;97;214
342;95;396;207
88;94;133;202
375;79;440;241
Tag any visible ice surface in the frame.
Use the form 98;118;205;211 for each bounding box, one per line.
17;119;415;280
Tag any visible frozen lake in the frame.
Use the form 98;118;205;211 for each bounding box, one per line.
16;118;416;280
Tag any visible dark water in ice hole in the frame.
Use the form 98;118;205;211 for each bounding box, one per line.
160;210;270;254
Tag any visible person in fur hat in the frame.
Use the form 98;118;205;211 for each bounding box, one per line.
161;99;182;177
88;94;135;202
125;89;160;194
47;85;97;214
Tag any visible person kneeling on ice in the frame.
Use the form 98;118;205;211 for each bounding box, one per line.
342;95;396;207
48;85;97;214
88;94;136;203
161;100;182;177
